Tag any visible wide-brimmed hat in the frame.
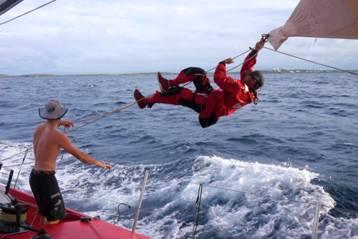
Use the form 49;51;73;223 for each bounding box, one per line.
38;100;68;120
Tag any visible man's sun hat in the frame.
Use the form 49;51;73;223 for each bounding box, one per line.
39;99;68;120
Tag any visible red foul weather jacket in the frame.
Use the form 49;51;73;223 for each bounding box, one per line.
199;50;258;120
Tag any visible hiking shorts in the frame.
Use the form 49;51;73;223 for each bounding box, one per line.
29;170;66;221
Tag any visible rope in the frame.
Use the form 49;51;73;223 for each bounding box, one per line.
224;34;269;73
227;48;258;73
74;101;138;130
263;46;358;76
0;0;57;26
180;48;252;89
204;49;251;73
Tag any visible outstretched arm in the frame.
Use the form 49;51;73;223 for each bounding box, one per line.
240;37;266;79
59;134;112;169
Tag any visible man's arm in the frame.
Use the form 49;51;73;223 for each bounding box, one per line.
214;58;240;93
240;50;257;80
240;37;266;80
59;133;112;169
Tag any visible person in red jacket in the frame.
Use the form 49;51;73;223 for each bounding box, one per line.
134;37;266;128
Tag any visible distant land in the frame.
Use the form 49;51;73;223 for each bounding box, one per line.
0;69;357;77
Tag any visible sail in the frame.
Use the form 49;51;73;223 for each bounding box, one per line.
269;0;358;50
0;0;23;16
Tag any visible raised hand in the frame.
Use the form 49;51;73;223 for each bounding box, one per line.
255;37;266;51
223;58;234;64
60;120;74;128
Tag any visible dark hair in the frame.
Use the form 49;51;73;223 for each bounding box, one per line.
249;70;264;104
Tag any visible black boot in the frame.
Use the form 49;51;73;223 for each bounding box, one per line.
157;72;171;93
133;89;148;109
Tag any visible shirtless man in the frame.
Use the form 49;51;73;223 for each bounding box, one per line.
30;99;112;224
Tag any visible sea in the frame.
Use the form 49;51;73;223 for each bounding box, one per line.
0;72;357;239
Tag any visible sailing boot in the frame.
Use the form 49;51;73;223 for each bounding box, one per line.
134;89;148;109
157;72;171;93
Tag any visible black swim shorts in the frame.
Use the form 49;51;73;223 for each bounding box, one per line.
29;170;66;221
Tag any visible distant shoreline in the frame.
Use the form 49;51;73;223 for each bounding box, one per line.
0;69;357;77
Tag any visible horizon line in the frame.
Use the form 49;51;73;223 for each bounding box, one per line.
1;69;357;77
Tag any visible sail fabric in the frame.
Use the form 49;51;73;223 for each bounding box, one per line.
269;0;358;50
0;0;23;16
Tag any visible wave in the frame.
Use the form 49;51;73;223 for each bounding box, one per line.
1;142;357;239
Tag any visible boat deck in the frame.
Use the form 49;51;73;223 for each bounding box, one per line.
0;188;150;239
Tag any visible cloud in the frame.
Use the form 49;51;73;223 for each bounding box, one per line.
0;0;357;74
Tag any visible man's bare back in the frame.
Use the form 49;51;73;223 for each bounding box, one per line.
33;121;64;171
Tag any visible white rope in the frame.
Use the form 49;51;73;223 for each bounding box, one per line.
227;48;258;73
74;101;138;130
180;49;252;88
205;49;251;73
263;46;358;76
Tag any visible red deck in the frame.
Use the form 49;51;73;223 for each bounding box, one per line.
0;188;150;239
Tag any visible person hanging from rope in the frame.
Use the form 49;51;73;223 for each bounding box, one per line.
30;99;112;225
133;36;266;128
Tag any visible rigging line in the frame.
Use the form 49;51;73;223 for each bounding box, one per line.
74;101;138;130
180;48;252;89
0;0;57;27
263;46;358;76
225;33;270;73
226;48;258;73
204;49;251;73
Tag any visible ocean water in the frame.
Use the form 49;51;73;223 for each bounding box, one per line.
0;72;357;238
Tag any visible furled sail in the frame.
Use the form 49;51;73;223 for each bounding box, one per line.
269;0;358;50
0;0;23;16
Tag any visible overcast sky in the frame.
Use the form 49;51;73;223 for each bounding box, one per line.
0;0;357;75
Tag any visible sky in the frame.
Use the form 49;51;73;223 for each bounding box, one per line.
0;0;357;75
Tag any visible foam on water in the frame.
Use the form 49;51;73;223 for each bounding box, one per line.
1;142;358;239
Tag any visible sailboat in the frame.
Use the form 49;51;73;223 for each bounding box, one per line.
0;164;150;239
1;0;357;238
0;1;150;239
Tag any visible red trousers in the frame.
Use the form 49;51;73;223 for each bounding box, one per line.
147;88;226;128
147;88;207;114
146;67;220;127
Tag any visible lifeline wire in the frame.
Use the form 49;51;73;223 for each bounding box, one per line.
0;0;57;26
263;46;358;76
